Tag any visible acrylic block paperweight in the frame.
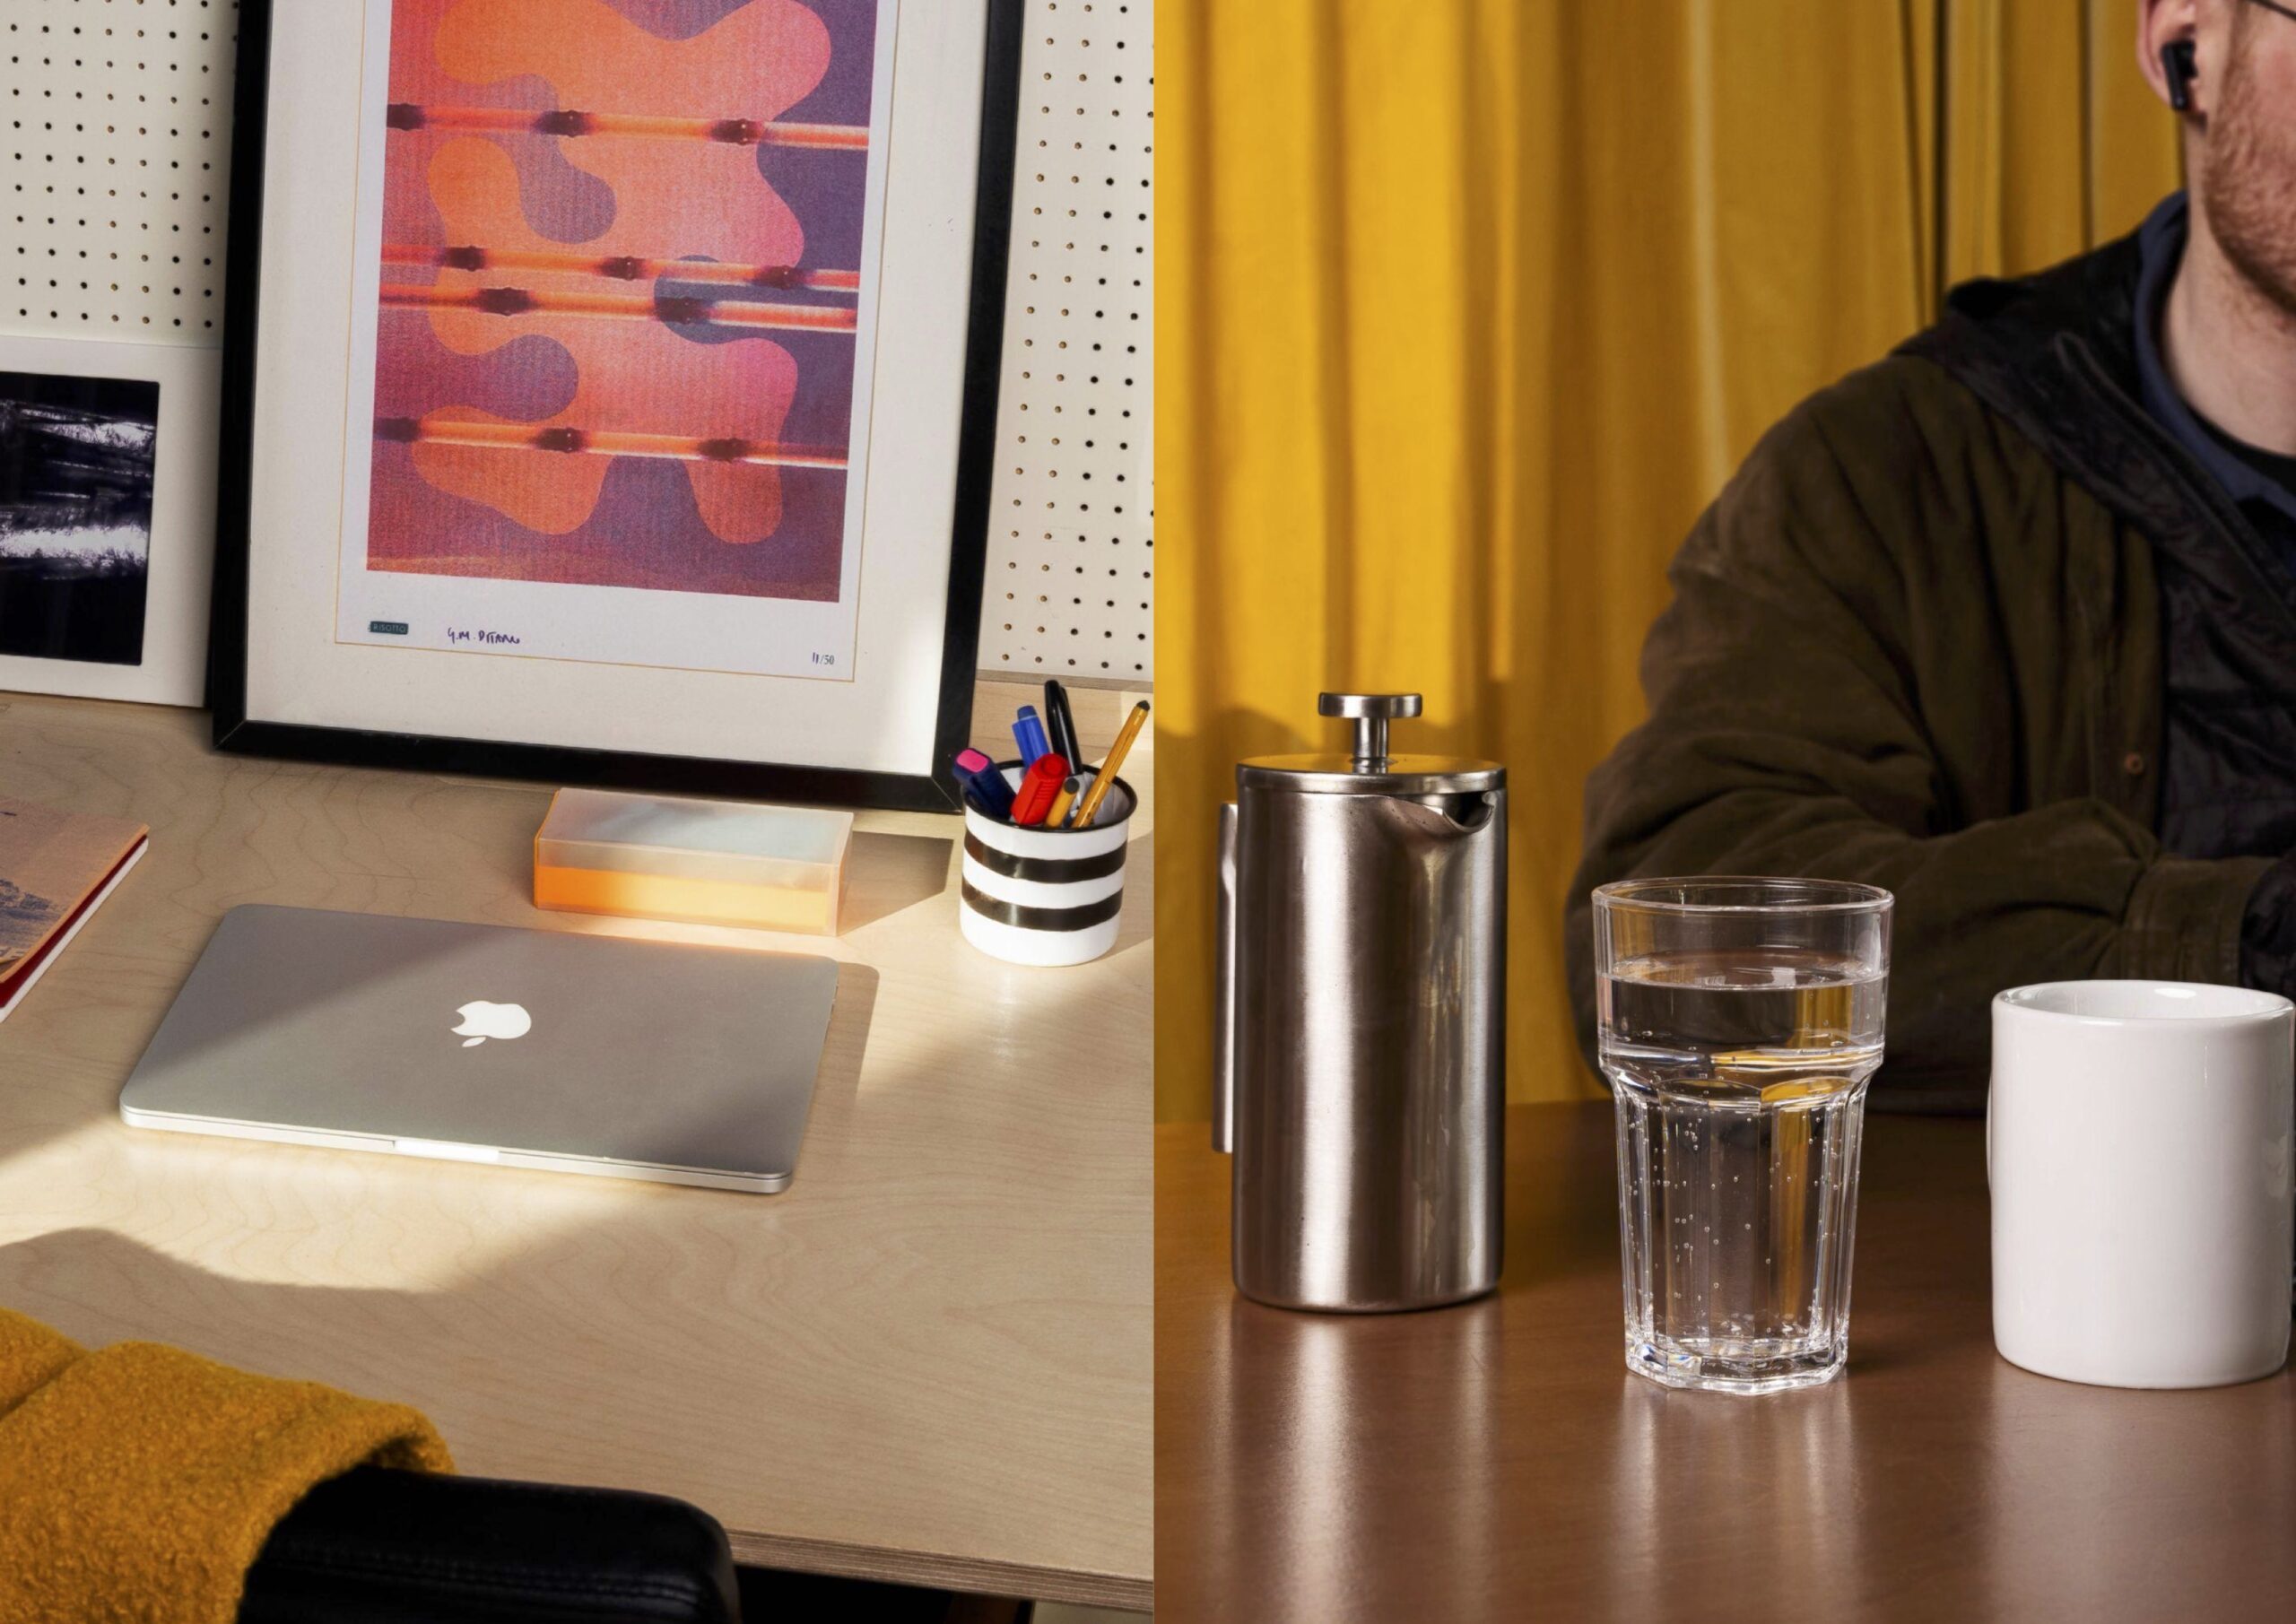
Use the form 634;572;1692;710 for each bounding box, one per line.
534;788;854;936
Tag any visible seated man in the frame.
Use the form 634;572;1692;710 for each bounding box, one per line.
1566;0;2296;1111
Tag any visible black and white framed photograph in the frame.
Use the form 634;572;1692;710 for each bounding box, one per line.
214;0;1022;811
0;370;159;667
0;337;222;707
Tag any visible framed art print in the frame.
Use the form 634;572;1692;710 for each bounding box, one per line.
0;359;160;673
214;0;1020;810
0;325;221;715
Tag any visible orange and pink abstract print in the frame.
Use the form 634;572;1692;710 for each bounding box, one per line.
369;0;877;601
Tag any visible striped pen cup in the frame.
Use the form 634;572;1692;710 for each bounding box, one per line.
960;763;1137;967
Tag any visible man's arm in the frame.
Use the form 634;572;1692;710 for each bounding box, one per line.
2242;857;2296;996
1562;392;2273;1110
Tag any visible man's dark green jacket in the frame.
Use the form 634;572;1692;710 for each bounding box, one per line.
1566;222;2290;1113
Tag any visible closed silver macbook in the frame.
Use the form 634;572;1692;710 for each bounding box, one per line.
120;905;839;1193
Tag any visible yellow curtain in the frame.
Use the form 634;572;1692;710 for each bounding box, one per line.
1155;0;2180;1122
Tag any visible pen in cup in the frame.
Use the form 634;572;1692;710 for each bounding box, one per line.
950;747;1016;820
1071;700;1148;829
1043;680;1082;772
1012;752;1071;826
1014;706;1052;768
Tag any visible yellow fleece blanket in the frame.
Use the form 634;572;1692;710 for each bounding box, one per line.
0;1308;453;1624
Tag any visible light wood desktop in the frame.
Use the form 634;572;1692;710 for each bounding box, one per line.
0;681;1151;1611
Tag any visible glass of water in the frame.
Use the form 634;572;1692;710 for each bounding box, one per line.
1594;877;1892;1394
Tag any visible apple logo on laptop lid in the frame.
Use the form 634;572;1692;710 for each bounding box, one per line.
453;1000;531;1047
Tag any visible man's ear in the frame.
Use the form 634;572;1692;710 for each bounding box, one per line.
2137;0;2206;115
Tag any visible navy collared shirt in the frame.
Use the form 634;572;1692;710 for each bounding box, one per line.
2132;192;2296;578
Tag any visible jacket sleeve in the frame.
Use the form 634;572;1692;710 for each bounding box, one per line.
1562;397;2274;1113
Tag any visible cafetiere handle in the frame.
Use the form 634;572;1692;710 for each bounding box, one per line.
1213;802;1239;1153
1319;692;1422;770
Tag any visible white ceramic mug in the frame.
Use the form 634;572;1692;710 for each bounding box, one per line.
1990;980;2293;1389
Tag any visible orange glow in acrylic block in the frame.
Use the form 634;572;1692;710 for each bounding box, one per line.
534;786;852;935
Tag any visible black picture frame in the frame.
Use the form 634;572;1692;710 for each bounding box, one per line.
210;0;1022;813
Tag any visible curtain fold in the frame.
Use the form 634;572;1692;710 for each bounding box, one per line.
1156;0;2182;1122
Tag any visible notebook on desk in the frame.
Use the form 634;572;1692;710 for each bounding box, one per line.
0;795;147;1021
120;905;839;1193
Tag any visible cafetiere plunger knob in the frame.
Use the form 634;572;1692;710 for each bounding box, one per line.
1318;692;1422;771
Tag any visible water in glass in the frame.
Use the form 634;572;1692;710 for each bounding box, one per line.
1602;946;1885;1393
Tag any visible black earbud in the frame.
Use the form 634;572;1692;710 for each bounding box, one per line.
2163;39;2198;112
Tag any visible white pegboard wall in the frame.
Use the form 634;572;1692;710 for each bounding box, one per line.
978;0;1152;684
2;0;237;342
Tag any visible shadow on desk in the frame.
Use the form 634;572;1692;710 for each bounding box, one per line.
0;948;1152;1602
0;964;883;1502
843;833;958;933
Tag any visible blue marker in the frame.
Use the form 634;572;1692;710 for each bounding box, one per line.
1013;705;1052;768
951;748;1016;819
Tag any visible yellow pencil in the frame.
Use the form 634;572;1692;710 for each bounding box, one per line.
1043;775;1082;829
1071;700;1148;829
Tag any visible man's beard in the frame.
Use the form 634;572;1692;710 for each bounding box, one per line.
2199;37;2296;318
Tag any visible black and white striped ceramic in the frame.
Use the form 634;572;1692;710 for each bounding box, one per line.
960;764;1136;966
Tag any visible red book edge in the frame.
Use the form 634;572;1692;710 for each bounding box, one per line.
0;836;148;1016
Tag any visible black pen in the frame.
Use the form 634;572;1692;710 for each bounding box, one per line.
1044;679;1082;775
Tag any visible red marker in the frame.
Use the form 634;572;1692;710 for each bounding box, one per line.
1011;752;1071;826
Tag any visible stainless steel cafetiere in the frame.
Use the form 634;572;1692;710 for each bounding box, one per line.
1214;692;1507;1312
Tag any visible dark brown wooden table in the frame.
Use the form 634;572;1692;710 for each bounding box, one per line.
1157;1104;2296;1622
